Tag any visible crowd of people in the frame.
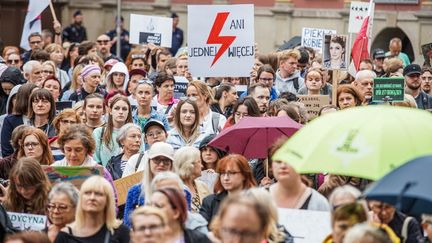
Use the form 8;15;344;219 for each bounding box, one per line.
0;8;432;243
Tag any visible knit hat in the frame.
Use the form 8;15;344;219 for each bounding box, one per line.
80;64;101;80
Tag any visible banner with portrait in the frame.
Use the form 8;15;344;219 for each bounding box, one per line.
322;34;348;71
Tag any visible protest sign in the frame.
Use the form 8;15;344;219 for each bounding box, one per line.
422;43;432;67
113;171;143;205
323;34;348;70
348;1;374;33
301;28;336;54
174;76;189;99
372;77;405;102
235;84;247;97
43;166;104;189
7;212;47;231
129;14;172;47
278;208;331;242
188;4;255;77
55;101;74;115
298;95;330;119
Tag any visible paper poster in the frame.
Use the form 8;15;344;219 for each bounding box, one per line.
348;1;374;33
129;14;173;47
43;166;104;189
322;34;348;70
7;212;47;231
372;77;405;102
301;28;336;54
278;208;331;242
113;171;143;205
174;76;189;99
188;4;255;77
297;95;330;119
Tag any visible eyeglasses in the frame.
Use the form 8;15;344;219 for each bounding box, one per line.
219;171;241;178
138;79;153;85
61;120;77;124
32;99;50;105
7;59;20;64
47;204;73;213
23;142;40;148
133;224;164;233
42;70;54;74
146;130;164;138
151;157;172;166
220;227;260;241
96;40;110;44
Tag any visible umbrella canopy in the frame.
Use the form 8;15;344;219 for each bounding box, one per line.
273;106;432;180
364;155;432;215
209;116;302;159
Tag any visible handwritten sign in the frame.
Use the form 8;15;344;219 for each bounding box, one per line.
297;95;330;119
349;1;374;33
372;77;405;102
129;14;173;47
301;28;336;54
278;208;331;243
7;212;47;231
114;171;143;205
188;4;255;77
174;76;189;99
43;166;104;189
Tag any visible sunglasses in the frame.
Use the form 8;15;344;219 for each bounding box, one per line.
131;54;146;59
138;79;153;85
7;59;20;64
97;40;110;44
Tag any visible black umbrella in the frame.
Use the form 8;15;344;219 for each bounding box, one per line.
278;36;302;51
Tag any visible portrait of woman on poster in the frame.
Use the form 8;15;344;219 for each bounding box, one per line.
323;35;347;70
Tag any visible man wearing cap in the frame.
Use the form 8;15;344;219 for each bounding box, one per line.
404;64;432;109
69;64;105;102
352;70;376;104
421;67;432;96
170;12;184;56
96;34;121;62
62;10;87;43
372;49;386;77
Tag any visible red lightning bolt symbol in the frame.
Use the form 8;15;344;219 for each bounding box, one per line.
207;12;236;67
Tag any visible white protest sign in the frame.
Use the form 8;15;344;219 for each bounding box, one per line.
301;28;336;54
129;14;172;47
173;76;189;99
188;4;255;77
7;212;47;231
278;208;331;242
348;1;374;33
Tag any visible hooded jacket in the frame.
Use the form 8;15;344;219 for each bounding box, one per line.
0;66;24;115
105;62;129;92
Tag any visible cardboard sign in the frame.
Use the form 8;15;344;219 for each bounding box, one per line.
422;43;432;67
7;212;47;231
372;77;405;102
348;1;374;33
322;34;348;70
297;95;330;119
129;14;173;47
278;208;331;242
301;28;336;54
43;166;104;189
174;76;189;99
188;4;255;77
114;171;143;205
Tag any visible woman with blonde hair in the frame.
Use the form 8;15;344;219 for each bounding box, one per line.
129;206;168;243
45;43;70;87
54;176;129;242
62;64;84;101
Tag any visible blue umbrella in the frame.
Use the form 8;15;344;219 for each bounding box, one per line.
364;155;432;215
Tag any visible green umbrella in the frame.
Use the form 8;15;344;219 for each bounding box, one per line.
273;106;432;180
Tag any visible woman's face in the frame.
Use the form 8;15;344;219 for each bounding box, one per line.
190;158;203;179
131;214;166;243
225;87;238;106
81;188;107;213
149;192;177;222
220;204;264;243
201;147;218;165
112;72;125;88
338;92;356;110
234;104;248;124
330;42;344;61
272;160;299;184
145;126;167;146
50;48;64;65
59;116;78;135
179;103;196;128
157;80;174;100
70;46;79;60
41;64;55;81
131;59;146;70
186;86;206;108
23;135;43;161
43;79;61;101
63;139;88;165
135;84;153;107
14;177;38;200
230;77;241;85
48;192;75;227
220;162;245;192
122;128;142;153
305;70;323;93
150;156;173;175
110;100;129;125
84;98;104;121
84;73;101;89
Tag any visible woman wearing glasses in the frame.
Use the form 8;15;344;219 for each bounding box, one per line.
27;88;57;138
18;127;54;165
166;98;207;150
123;142;174;227
199;154;257;224
129;206;168;243
223;97;261;129
47;182;79;242
49;109;81;161
1;157;50;215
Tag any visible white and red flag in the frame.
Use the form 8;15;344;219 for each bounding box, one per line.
20;0;50;50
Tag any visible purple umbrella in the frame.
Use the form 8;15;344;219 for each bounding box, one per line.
209;116;302;159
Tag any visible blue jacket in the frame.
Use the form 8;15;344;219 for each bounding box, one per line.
240;86;279;101
132;107;170;132
1;115;24;157
166;128;208;150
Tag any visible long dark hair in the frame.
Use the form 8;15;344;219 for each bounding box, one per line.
229;97;261;125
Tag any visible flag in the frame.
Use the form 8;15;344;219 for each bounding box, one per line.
20;0;50;50
349;0;375;76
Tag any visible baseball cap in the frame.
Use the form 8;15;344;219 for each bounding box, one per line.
148;142;174;161
372;49;386;59
143;119;166;134
129;68;147;78
403;64;421;76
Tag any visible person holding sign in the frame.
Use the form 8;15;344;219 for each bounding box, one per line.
323;35;347;70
